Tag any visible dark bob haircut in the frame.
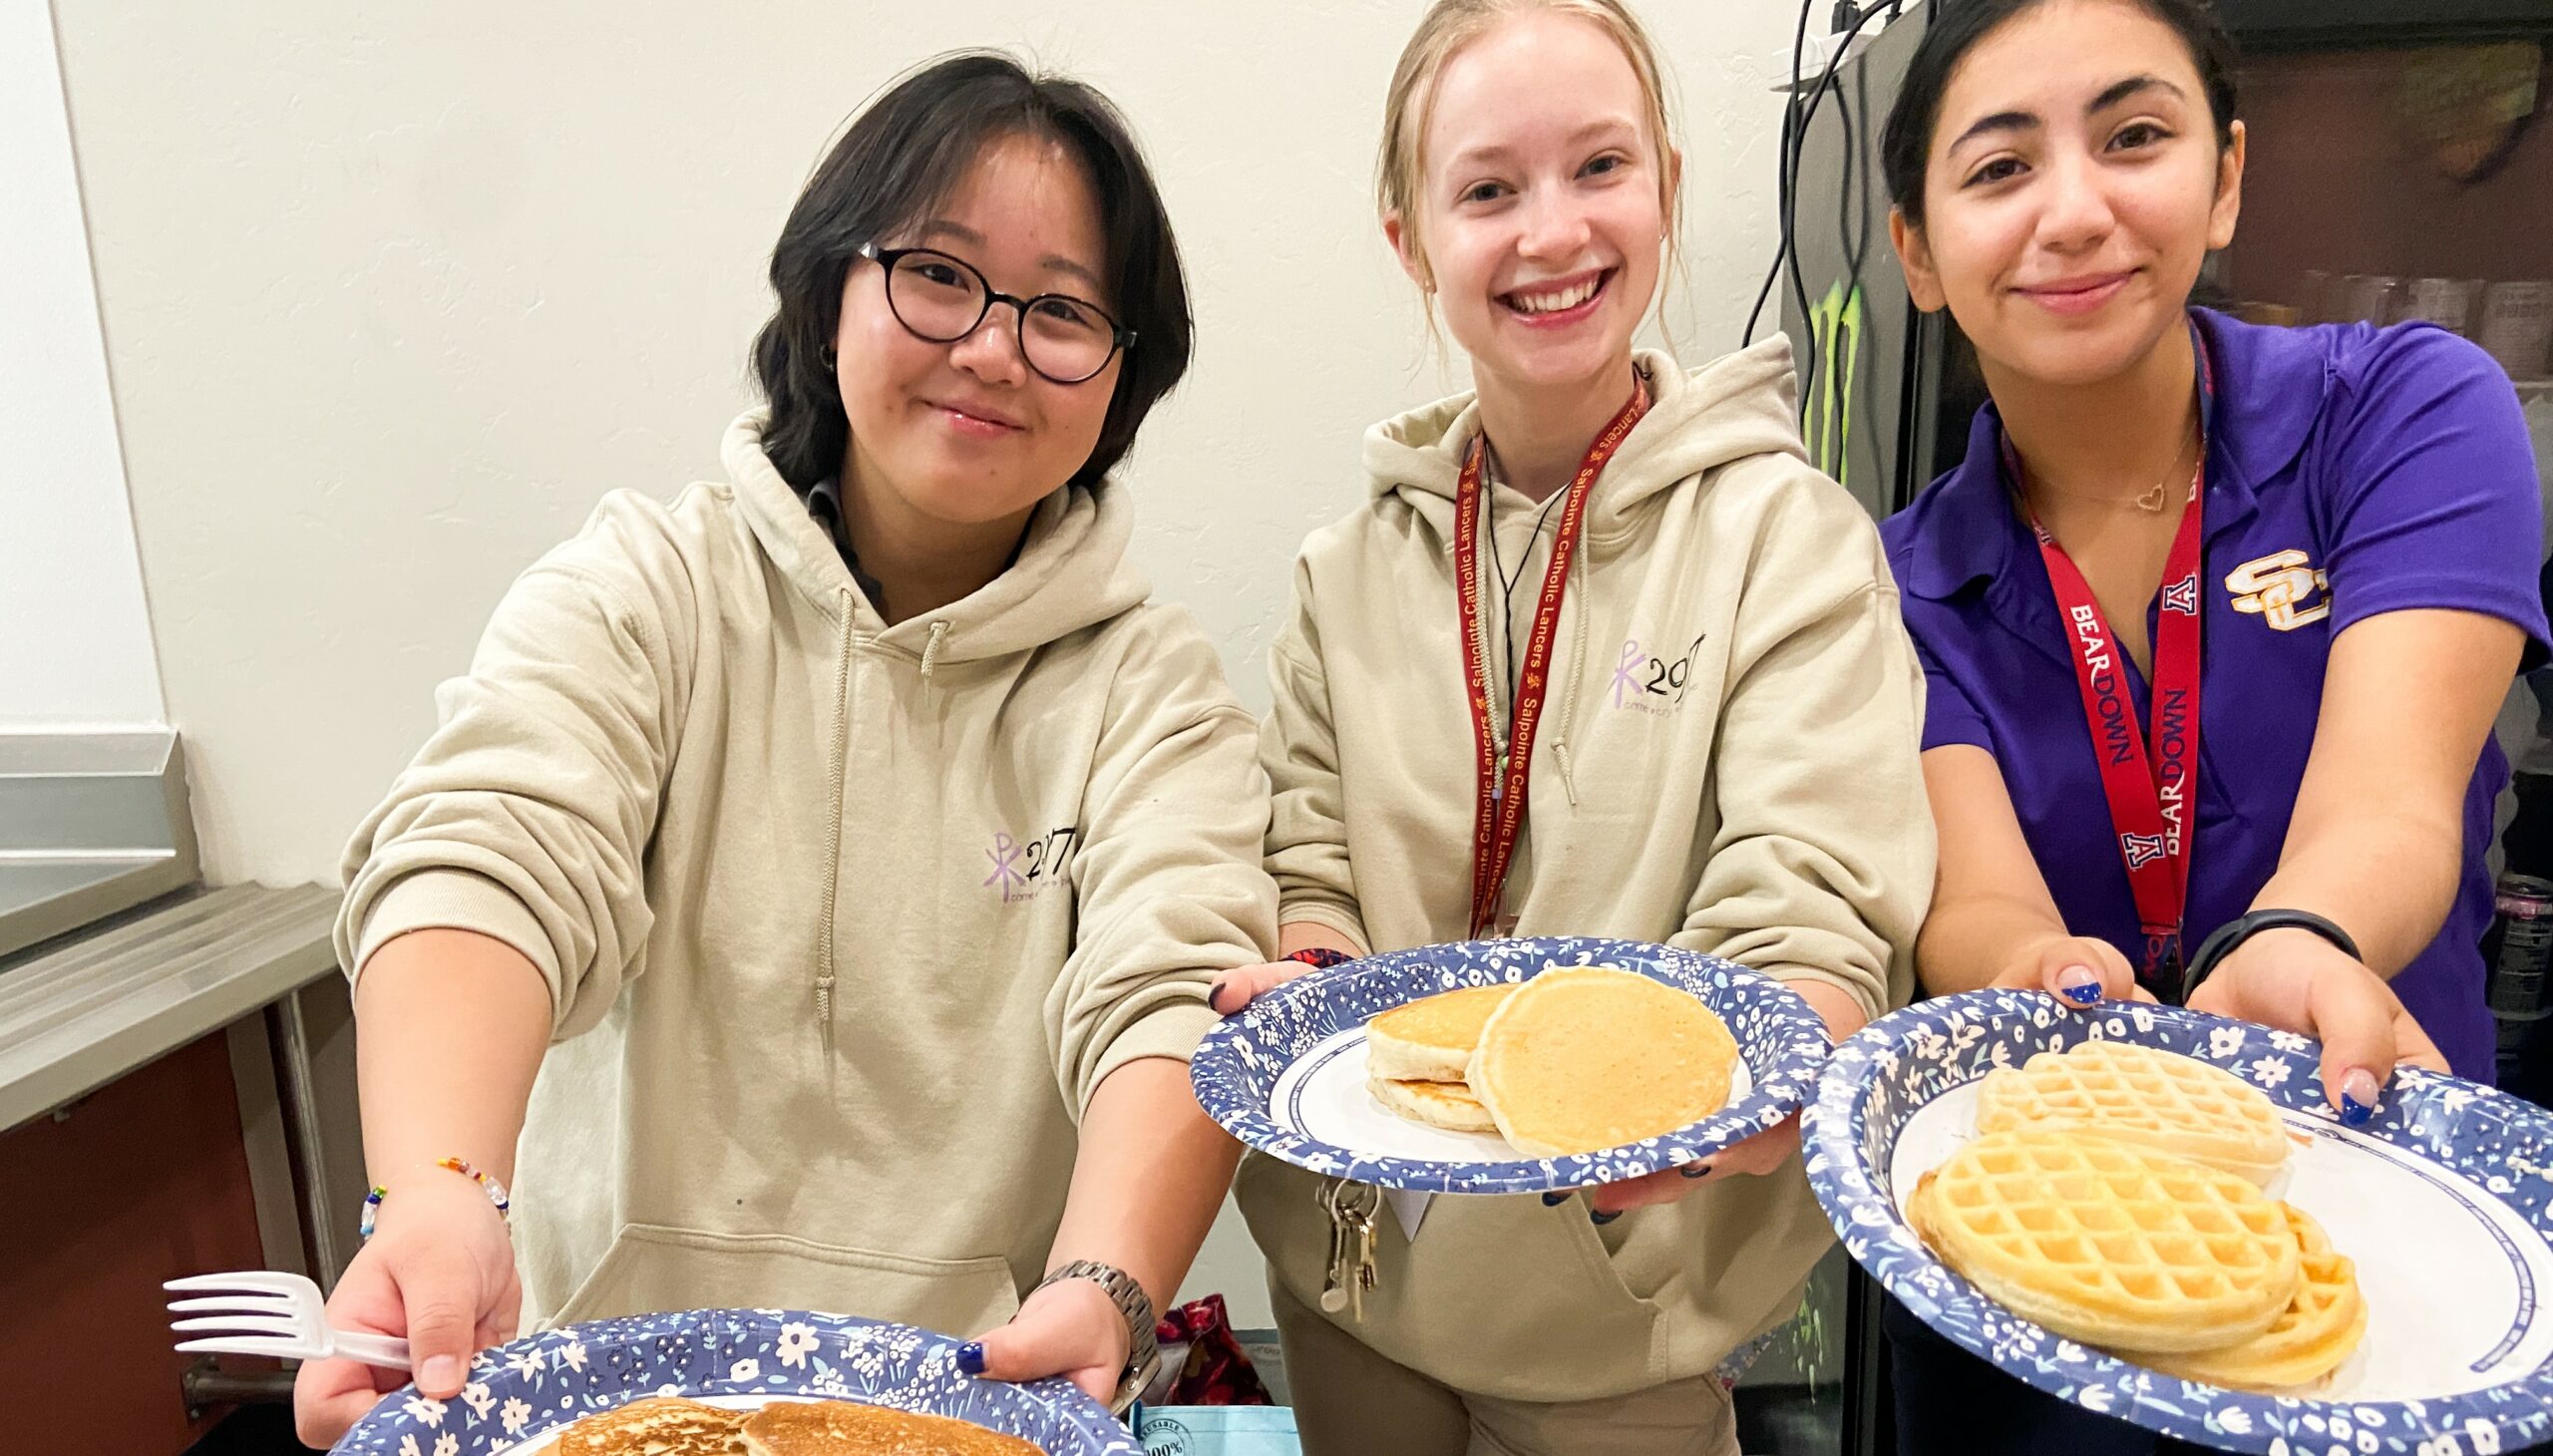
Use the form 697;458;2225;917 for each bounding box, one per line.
751;52;1193;495
1881;0;2241;229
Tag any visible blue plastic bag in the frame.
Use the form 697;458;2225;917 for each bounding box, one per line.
1134;1404;1301;1456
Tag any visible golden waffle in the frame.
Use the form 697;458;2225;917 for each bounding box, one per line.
740;1398;1044;1454
557;1397;748;1455
1910;1131;2301;1352
1976;1041;2293;1186
1365;984;1518;1083
1368;1073;1500;1133
2122;1202;2368;1391
1468;967;1739;1158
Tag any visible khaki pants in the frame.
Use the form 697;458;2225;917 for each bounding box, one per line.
1269;1276;1742;1456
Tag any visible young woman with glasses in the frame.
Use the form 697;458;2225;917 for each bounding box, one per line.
295;53;1276;1448
1205;3;1933;1451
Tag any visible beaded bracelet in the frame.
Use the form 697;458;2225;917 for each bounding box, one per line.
359;1157;513;1240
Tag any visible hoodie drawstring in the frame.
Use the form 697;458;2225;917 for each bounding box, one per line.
1551;537;1593;808
815;588;856;1050
1477;486;1592;807
920;619;950;681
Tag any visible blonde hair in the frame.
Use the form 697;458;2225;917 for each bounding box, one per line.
1377;0;1682;296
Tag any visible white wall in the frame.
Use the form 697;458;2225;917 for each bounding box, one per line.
50;0;1795;883
0;0;160;730
49;0;1798;1324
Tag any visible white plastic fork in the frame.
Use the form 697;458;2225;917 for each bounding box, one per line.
166;1271;413;1370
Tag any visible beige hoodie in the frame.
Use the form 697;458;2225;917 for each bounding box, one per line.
1238;341;1933;1401
339;411;1276;1335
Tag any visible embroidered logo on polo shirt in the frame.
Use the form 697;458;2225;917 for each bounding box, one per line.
2225;550;2330;630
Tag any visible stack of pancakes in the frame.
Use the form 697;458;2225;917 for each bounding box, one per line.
556;1396;1044;1455
1911;1041;2366;1392
1365;984;1515;1134
1366;968;1741;1158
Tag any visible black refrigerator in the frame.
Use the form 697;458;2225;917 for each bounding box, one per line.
1773;4;2553;1453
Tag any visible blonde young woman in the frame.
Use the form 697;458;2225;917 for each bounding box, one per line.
1208;4;1934;1452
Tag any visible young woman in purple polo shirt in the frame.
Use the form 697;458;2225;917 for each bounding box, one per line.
1875;1;2547;1449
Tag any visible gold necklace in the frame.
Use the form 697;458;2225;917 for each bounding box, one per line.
2022;427;2198;515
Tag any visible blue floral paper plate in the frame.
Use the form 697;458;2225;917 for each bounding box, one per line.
1805;988;2553;1454
331;1308;1139;1454
1191;936;1831;1195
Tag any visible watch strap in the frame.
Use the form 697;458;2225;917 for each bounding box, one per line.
1035;1259;1160;1413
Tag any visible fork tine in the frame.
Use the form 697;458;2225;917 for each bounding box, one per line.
168;1295;296;1317
173;1314;301;1337
165;1272;296;1295
175;1336;307;1358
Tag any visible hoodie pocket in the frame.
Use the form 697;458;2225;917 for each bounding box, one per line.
1415;1199;1665;1400
551;1224;1021;1337
1238;1151;1667;1401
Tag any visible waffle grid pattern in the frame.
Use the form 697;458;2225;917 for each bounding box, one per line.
1914;1130;2302;1353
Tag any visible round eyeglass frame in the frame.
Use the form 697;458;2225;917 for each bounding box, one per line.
857;241;1135;386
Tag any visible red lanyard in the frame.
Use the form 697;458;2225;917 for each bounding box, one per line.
1454;383;1647;939
2004;322;2217;989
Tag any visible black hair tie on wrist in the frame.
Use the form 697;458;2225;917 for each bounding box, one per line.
2181;910;2364;997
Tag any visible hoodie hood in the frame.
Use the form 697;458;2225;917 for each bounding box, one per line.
721;409;1152;664
1359;338;1809;544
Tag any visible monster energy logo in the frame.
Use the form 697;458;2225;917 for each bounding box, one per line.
1807;280;1862;492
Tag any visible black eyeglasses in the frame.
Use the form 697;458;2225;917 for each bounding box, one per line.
857;242;1134;386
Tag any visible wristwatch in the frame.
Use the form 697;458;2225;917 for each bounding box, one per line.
1035;1260;1161;1414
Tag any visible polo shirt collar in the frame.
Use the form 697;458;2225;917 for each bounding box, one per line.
1897;307;2328;606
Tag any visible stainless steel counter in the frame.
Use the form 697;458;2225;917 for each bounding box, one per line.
0;882;339;1132
0;729;198;960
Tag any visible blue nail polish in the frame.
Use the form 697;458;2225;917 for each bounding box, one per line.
1680;1162;1711;1179
2340;1093;2372;1128
1590;1209;1622;1226
2059;981;2101;1006
955;1341;986;1376
1542;1191;1570;1207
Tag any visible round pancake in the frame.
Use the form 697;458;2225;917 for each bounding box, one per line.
740;1397;1043;1455
1365;983;1518;1083
1468;967;1739;1158
1368;1073;1500;1133
556;1396;747;1455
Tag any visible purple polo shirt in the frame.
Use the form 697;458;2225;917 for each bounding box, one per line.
1884;310;2549;1082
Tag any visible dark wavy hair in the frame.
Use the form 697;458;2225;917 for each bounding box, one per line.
1882;0;2240;229
751;53;1193;494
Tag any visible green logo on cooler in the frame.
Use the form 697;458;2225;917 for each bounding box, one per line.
1807;279;1863;492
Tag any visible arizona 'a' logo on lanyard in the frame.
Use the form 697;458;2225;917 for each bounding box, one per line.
1453;382;1647;939
2005;318;2218;994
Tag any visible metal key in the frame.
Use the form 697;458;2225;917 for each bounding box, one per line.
1317;1182;1354;1314
1351;1205;1379;1319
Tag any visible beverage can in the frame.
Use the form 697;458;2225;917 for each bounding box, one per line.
2484;874;2553;1019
